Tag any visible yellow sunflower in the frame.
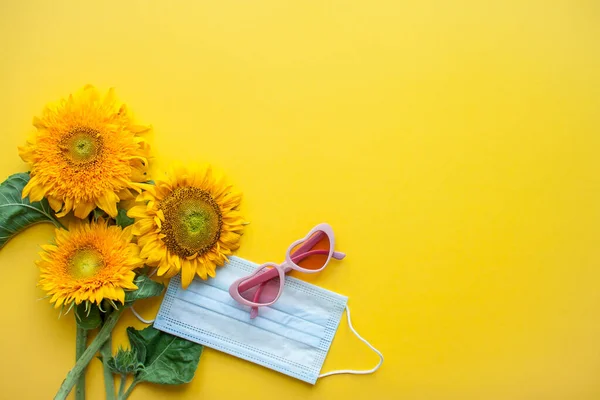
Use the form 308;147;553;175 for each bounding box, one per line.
128;166;245;288
37;220;143;309
19;85;151;219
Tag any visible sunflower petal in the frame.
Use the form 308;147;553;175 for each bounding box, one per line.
181;260;195;289
74;202;95;219
57;197;74;218
103;193;120;217
128;206;149;219
48;196;63;212
157;258;171;277
196;264;208;280
27;180;47;202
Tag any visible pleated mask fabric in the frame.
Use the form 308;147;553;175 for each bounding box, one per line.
154;256;348;384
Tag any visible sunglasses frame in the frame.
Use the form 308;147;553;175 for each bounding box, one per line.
228;223;345;315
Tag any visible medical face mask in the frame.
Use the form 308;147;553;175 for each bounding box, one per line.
153;256;383;384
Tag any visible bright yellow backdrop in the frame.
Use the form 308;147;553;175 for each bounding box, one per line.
1;1;599;399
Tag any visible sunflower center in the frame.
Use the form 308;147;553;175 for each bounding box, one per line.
69;248;105;279
159;187;223;258
60;128;103;165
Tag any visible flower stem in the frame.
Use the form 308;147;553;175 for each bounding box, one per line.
54;307;125;400
118;380;138;400
99;324;116;400
118;375;127;398
75;326;88;400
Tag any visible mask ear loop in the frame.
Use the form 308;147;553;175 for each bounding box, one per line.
130;268;158;324
318;305;384;378
131;307;155;324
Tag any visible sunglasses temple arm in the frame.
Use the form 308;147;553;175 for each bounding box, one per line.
290;230;326;258
291;231;345;261
238;268;278;292
249;286;264;319
290;249;345;264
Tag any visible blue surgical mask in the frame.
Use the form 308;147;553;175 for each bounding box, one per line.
153;256;383;384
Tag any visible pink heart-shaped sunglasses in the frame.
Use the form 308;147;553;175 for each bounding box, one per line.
228;223;346;318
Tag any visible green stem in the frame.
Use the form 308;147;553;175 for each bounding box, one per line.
75;326;88;400
54;307;125;400
118;380;138;400
100;326;116;400
118;375;127;398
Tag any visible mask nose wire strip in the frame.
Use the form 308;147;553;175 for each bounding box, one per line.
318;305;384;378
130;268;158;324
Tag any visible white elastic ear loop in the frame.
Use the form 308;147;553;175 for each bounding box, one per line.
130;307;155;324
318;305;384;378
130;268;157;324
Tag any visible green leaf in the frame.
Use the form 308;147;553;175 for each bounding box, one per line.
127;328;147;364
125;274;164;304
126;326;203;385
93;208;107;221
0;172;62;249
107;347;145;375
116;208;134;228
75;303;102;330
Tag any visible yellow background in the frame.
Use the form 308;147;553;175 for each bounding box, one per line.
1;1;599;399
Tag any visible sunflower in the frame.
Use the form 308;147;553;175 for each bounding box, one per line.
37;220;143;310
19;85;151;219
128;166;245;288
